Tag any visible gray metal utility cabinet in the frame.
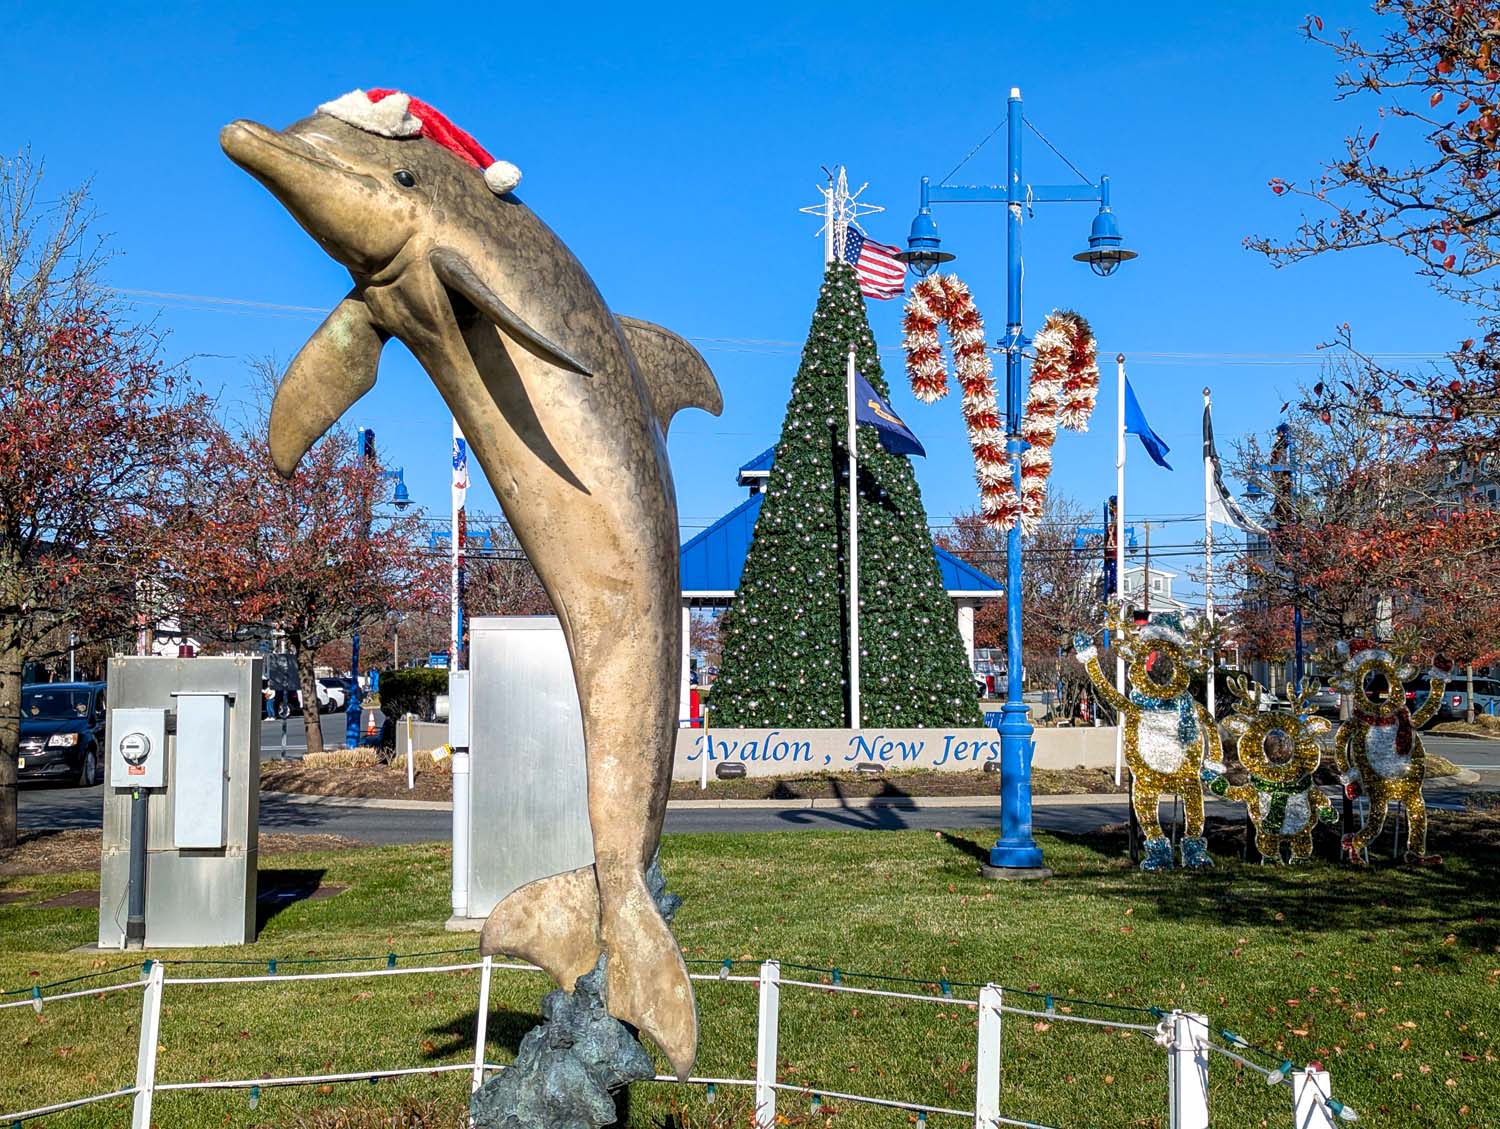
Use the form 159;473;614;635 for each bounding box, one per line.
449;616;593;929
98;656;261;948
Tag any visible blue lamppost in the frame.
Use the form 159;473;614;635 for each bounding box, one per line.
346;428;413;748
897;88;1137;876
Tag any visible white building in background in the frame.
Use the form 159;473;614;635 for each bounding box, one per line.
1120;564;1193;617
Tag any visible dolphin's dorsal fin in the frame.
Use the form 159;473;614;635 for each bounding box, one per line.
618;316;723;435
430;246;593;378
269;292;388;477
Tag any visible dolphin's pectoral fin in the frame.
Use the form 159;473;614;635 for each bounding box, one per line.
602;874;699;1081
478;865;603;987
429;246;594;378
617;316;723;436
269;292;387;477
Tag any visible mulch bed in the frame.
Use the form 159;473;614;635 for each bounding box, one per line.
0;829;365;878
260;762;453;803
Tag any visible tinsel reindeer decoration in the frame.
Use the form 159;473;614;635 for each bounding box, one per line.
1205;677;1337;863
1331;641;1446;865
1074;605;1221;871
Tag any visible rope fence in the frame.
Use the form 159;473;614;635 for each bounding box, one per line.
0;951;1360;1129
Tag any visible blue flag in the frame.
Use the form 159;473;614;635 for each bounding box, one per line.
1124;377;1172;469
854;371;925;457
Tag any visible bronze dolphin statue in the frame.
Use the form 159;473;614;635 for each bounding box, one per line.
221;89;721;1080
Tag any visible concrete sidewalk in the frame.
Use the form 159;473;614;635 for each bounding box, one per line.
263;786;1482;815
263;790;1127;814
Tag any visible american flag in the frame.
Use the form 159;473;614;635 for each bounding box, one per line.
843;227;906;300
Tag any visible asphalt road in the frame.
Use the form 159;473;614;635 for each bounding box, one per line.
15;785;1126;842
257;713;356;759
19;733;1497;846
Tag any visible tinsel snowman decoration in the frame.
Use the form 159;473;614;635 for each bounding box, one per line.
1330;641;1446;865
1204;677;1336;863
1075;606;1220;871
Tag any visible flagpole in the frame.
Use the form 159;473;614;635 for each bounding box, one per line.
1203;388;1215;719
451;418;465;673
846;344;861;728
1114;353;1127;786
824;167;837;264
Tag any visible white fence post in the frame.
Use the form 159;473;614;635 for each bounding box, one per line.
130;960;166;1129
754;960;780;1129
1167;1011;1209;1129
471;955;493;1094
974;984;1003;1129
1293;1067;1336;1128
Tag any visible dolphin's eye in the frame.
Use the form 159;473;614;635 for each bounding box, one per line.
393;170;418;188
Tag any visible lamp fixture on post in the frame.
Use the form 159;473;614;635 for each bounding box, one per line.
1073;177;1138;277
898;88;1137;879
893;186;957;278
388;466;412;510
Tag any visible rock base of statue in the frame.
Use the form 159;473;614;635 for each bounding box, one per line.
471;860;681;1129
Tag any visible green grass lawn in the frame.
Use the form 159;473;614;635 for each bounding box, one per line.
1;817;1497;1128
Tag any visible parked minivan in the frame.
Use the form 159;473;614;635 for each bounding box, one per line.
1405;676;1500;723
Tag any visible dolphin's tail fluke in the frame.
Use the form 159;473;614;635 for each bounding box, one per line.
601;869;698;1081
478;865;603;988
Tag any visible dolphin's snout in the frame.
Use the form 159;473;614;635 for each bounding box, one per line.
219;119;276;168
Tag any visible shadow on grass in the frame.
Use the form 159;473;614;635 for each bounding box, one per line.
255;867;329;931
937;830;990;866
1036;811;1500;945
423;1004;543;1060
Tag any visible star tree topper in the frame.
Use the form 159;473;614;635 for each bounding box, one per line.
801;165;885;262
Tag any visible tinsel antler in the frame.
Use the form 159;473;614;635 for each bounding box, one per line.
903;277;1099;534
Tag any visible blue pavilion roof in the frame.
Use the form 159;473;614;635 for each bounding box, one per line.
738;447;776;475
680;490;1002;598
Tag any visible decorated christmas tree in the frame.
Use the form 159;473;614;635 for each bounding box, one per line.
712;261;983;728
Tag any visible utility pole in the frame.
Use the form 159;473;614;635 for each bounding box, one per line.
347;426;376;748
1142;521;1152;618
452;421;468;673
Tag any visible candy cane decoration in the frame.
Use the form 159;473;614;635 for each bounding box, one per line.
902;275;1099;534
1021;310;1098;529
902;275;1017;528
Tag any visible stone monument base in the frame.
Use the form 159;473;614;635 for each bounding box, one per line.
471;859;681;1129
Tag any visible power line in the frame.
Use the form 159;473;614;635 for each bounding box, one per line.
106;286;1456;369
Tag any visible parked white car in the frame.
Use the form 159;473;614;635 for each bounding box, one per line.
317;677;349;712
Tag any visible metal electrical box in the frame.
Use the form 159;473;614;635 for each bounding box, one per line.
448;670;471;748
452;617;593;927
110;708;166;788
98;656;261;948
173;693;230;849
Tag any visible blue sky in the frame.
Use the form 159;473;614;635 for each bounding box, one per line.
10;1;1470;594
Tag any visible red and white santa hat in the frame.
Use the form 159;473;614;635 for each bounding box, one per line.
317;88;522;195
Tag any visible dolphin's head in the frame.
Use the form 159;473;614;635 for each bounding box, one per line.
221;113;480;277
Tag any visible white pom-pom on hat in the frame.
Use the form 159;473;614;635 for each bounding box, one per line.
483;160;522;195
